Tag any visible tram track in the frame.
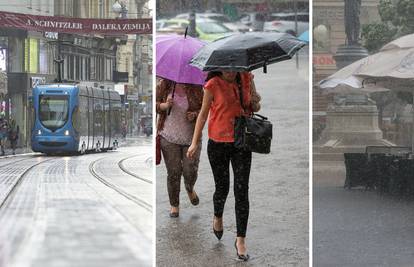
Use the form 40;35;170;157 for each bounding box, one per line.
89;157;152;212
0;157;55;210
118;155;152;184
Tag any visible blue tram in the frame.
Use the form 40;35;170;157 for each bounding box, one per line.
31;83;122;154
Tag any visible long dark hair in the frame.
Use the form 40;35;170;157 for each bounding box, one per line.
205;71;222;82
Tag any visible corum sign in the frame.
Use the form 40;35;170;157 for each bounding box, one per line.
0;11;152;35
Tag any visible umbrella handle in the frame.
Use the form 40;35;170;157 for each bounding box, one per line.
184;27;188;38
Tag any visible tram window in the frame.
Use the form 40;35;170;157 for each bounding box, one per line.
112;100;122;134
72;106;80;133
72;96;87;135
94;97;103;136
39;95;69;131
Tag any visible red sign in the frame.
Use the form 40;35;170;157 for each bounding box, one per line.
0;11;152;35
313;54;336;66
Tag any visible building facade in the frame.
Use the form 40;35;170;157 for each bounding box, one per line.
0;0;152;147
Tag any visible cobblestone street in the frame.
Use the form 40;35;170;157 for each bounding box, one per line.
156;52;309;266
0;138;153;267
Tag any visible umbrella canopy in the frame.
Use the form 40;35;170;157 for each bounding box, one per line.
189;32;306;72
156;34;206;85
299;30;309;43
320;33;414;90
381;33;414;51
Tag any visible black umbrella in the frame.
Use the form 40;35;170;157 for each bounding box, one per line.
189;32;306;73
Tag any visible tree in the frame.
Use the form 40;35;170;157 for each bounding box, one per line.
361;0;414;52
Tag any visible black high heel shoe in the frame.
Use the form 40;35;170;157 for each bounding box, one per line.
234;239;250;261
213;217;223;240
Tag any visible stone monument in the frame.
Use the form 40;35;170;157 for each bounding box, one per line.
315;1;392;160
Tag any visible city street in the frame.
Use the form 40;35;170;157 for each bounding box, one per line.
314;161;414;266
0;137;153;267
156;51;309;266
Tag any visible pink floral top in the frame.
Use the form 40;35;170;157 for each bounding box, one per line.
160;92;194;145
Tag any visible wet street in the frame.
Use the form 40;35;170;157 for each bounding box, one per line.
314;161;414;266
156;52;309;266
0;137;153;267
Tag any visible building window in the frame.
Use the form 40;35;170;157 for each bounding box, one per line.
39;40;49;74
8;37;24;73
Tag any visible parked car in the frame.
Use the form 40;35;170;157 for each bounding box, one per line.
238;12;267;31
140;116;152;137
156;19;168;30
159;18;234;42
174;13;250;32
264;12;309;36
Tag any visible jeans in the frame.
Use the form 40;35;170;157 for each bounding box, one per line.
160;136;201;207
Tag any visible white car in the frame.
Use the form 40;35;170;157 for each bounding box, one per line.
263;12;309;36
174;13;250;32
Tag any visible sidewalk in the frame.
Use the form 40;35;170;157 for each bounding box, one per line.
0;146;35;159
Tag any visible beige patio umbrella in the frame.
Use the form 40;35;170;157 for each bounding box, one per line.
319;33;414;152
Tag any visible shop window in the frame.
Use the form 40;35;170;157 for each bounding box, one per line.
24;38;39;73
8;37;24;73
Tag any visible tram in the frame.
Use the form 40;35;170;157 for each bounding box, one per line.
31;83;122;154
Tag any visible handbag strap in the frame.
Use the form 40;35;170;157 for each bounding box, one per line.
236;74;247;113
236;74;268;121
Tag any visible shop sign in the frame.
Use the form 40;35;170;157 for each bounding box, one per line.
0;11;152;35
313;54;336;67
127;95;138;101
44;31;58;40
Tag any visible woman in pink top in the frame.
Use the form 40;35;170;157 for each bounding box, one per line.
156;77;203;218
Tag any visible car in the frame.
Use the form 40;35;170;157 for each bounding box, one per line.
159;18;234;42
174;13;250;32
140;115;152;137
156;19;168;30
264;12;309;36
238;12;267;31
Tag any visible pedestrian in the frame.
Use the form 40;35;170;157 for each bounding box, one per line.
187;71;261;261
156;77;203;218
8;120;19;155
0;117;9;156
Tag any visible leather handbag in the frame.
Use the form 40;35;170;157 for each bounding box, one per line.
234;79;272;154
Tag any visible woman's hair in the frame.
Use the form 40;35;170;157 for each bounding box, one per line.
205;71;222;82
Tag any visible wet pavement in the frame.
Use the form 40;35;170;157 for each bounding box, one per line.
0;137;153;267
313;160;414;266
156;51;309;266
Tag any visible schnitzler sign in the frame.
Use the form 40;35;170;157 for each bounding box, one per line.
0;11;152;34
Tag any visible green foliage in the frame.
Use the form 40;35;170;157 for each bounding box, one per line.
361;23;396;52
362;0;414;52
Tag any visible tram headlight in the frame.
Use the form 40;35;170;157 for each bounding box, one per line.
64;130;70;136
37;130;42;135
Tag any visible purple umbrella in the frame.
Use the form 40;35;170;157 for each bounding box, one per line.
156;33;206;86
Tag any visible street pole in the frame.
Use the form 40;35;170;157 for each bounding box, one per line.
188;1;197;38
294;0;299;69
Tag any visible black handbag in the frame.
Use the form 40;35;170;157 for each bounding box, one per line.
234;79;272;154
